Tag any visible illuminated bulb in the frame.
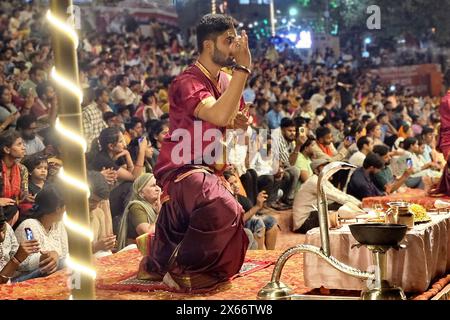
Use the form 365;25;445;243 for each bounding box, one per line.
51;68;83;104
63;213;94;242
66;255;97;279
58;167;90;196
55;118;87;153
46;10;79;49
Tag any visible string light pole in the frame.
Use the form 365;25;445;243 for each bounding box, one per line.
47;0;95;300
212;0;216;14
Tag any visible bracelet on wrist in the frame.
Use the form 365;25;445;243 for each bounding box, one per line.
233;64;251;75
0;274;12;282
11;255;22;265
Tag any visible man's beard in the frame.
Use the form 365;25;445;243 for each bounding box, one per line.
211;44;235;68
23;133;35;141
284;136;295;143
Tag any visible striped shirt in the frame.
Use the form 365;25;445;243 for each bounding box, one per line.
82;102;107;151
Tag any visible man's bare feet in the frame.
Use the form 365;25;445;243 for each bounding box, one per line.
163;272;181;290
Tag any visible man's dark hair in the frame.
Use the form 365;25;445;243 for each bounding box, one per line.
115;74;127;86
36;81;52;99
87;170;110;200
142;90;156;105
280;117;295;129
366;121;379;134
29;65;44;77
95;88;108;101
293;117;306;128
316;126;331;140
362;115;372;123
103;111;117;123
300;137;316;153
421;126;434;136
403;137;418;151
357;136;370;151
363;152;384;170
125;117;143;132
0;207;6;225
16;114;37;131
196;14;235;53
319;117;331;127
373;144;389;157
376;112;387;122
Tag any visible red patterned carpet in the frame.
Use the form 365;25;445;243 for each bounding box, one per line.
1;249;448;300
0;249;310;300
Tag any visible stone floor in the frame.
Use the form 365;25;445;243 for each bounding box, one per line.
267;208;306;251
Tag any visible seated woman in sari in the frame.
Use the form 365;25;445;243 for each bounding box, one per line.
117;173;161;250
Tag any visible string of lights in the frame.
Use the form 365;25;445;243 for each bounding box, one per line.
46;0;95;300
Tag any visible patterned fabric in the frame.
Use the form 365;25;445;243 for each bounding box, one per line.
97;259;274;294
363;189;450;210
14;220;68;273
0;223;19;271
82;102;107;150
0;249;448;300
272;128;294;168
0;162;28;201
1;161;21;199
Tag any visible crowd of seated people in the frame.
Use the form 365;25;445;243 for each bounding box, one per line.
0;1;449;284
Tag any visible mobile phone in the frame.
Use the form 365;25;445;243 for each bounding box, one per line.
25;228;34;241
138;136;145;143
345;136;354;143
299;127;306;135
406;158;413;168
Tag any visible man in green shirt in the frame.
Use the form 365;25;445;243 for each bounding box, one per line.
372;145;413;194
295;137;316;185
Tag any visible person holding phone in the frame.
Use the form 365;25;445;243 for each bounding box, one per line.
0;210;40;284
400;137;442;190
13;185;67;282
312;126;353;162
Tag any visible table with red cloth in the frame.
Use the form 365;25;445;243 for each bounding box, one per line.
362;188;450;210
303;213;450;293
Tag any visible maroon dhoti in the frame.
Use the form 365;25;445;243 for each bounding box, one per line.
140;168;249;290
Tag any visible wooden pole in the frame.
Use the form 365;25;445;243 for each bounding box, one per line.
47;0;95;300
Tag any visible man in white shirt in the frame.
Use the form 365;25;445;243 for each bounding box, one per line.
349;136;373;167
292;158;361;233
16;115;45;156
111;75;137;106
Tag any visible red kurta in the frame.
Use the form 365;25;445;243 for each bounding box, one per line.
142;63;249;291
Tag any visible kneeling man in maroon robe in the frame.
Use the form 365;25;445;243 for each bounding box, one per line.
138;14;253;291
